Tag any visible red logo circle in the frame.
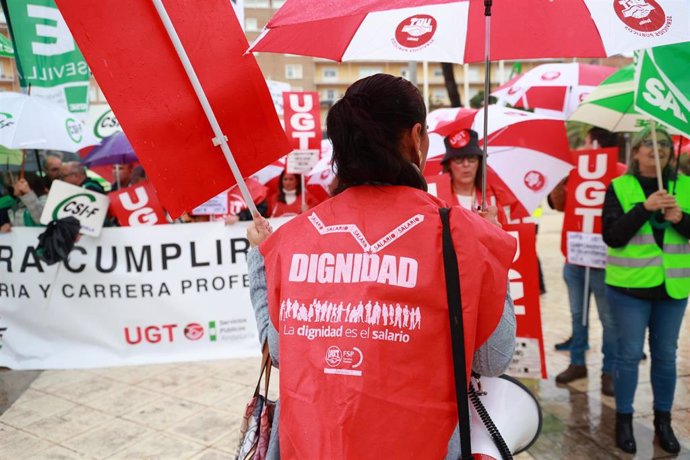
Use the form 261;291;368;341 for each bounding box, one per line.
614;0;666;32
395;15;437;49
524;170;546;191
184;323;204;341
448;130;470;148
540;71;561;81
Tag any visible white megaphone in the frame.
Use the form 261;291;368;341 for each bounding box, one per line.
469;375;542;459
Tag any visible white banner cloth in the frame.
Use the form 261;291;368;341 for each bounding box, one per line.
0;222;263;369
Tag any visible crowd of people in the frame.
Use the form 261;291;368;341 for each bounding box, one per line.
243;75;688;457
1;73;688;457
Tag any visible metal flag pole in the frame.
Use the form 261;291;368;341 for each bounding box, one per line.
581;138;600;327
151;0;259;216
480;0;493;211
300;173;306;212
649;119;664;191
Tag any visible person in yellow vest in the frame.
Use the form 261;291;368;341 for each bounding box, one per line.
603;126;689;455
246;74;517;459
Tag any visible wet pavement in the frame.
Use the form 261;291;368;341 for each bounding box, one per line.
1;208;689;459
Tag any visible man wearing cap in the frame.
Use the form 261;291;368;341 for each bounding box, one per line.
426;129;511;224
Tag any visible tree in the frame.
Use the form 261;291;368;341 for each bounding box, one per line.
441;63;462;107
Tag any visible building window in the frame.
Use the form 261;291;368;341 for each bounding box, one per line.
272;0;287;7
245;0;270;7
433;68;444;77
285;64;303;80
245;18;258;31
322;67;337;81
322;89;337;101
358;66;383;79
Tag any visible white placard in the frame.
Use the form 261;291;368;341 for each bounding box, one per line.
287;149;320;174
567;231;607;269
508;337;543;379
266;80;291;116
40;180;110;237
192;191;228;216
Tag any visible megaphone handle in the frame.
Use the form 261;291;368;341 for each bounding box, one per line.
469;382;514;460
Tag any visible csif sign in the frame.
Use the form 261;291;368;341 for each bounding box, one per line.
40;180;110;236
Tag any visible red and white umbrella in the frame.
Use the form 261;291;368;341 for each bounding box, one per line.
491;63;616;119
426;105;573;214
249;0;690;64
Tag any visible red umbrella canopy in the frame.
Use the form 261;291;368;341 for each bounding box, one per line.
492;63;617;119
426;105;573;215
250;0;690;64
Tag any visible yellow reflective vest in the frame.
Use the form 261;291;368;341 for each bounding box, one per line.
605;174;690;299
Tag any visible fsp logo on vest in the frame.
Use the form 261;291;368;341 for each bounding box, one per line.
287;212;424;288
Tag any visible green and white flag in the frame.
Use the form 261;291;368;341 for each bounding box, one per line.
0;33;13;57
634;42;690;138
4;0;90;114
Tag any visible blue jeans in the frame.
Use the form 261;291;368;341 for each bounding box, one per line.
563;264;617;373
606;287;688;414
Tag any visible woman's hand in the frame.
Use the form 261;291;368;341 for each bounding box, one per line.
0;223;11;233
13;179;30;197
247;215;273;247
663;205;683;224
643;190;677;212
477;205;502;228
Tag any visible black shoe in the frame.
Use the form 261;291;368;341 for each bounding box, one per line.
616;412;637;454
556;364;587;384
554;337;572;351
654;411;680;454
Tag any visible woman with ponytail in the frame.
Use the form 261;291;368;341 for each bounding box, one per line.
245;74;517;459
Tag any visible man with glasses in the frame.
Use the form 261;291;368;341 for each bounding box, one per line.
59;162;106;194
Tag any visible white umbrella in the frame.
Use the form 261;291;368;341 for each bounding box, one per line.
0;92;98;152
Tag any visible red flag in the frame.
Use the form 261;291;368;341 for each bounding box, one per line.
56;0;291;217
109;182;168;226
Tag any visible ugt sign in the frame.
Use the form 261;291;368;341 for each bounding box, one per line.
283;91;321;151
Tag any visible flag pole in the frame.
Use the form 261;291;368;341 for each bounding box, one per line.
151;0;259;216
480;0;493;211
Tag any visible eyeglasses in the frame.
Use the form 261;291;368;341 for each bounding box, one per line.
58;172;77;180
641;139;673;149
451;156;479;165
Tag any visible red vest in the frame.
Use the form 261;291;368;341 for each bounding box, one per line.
260;186;516;460
268;192;318;217
426;173;511;226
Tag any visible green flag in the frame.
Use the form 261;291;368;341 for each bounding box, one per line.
634;42;690;137
0;33;13;57
4;0;90;114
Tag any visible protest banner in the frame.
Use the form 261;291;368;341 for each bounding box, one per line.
108;182;167;226
55;0;291;218
504;223;547;379
2;0;90;114
561;147;621;260
0;222;266;369
40;180;110;236
283;91;321;174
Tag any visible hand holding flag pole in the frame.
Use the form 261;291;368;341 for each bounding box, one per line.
151;0;259;216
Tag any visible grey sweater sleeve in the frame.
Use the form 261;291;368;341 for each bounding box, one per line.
19;191;46;224
247;247;280;367
471;290;517;376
